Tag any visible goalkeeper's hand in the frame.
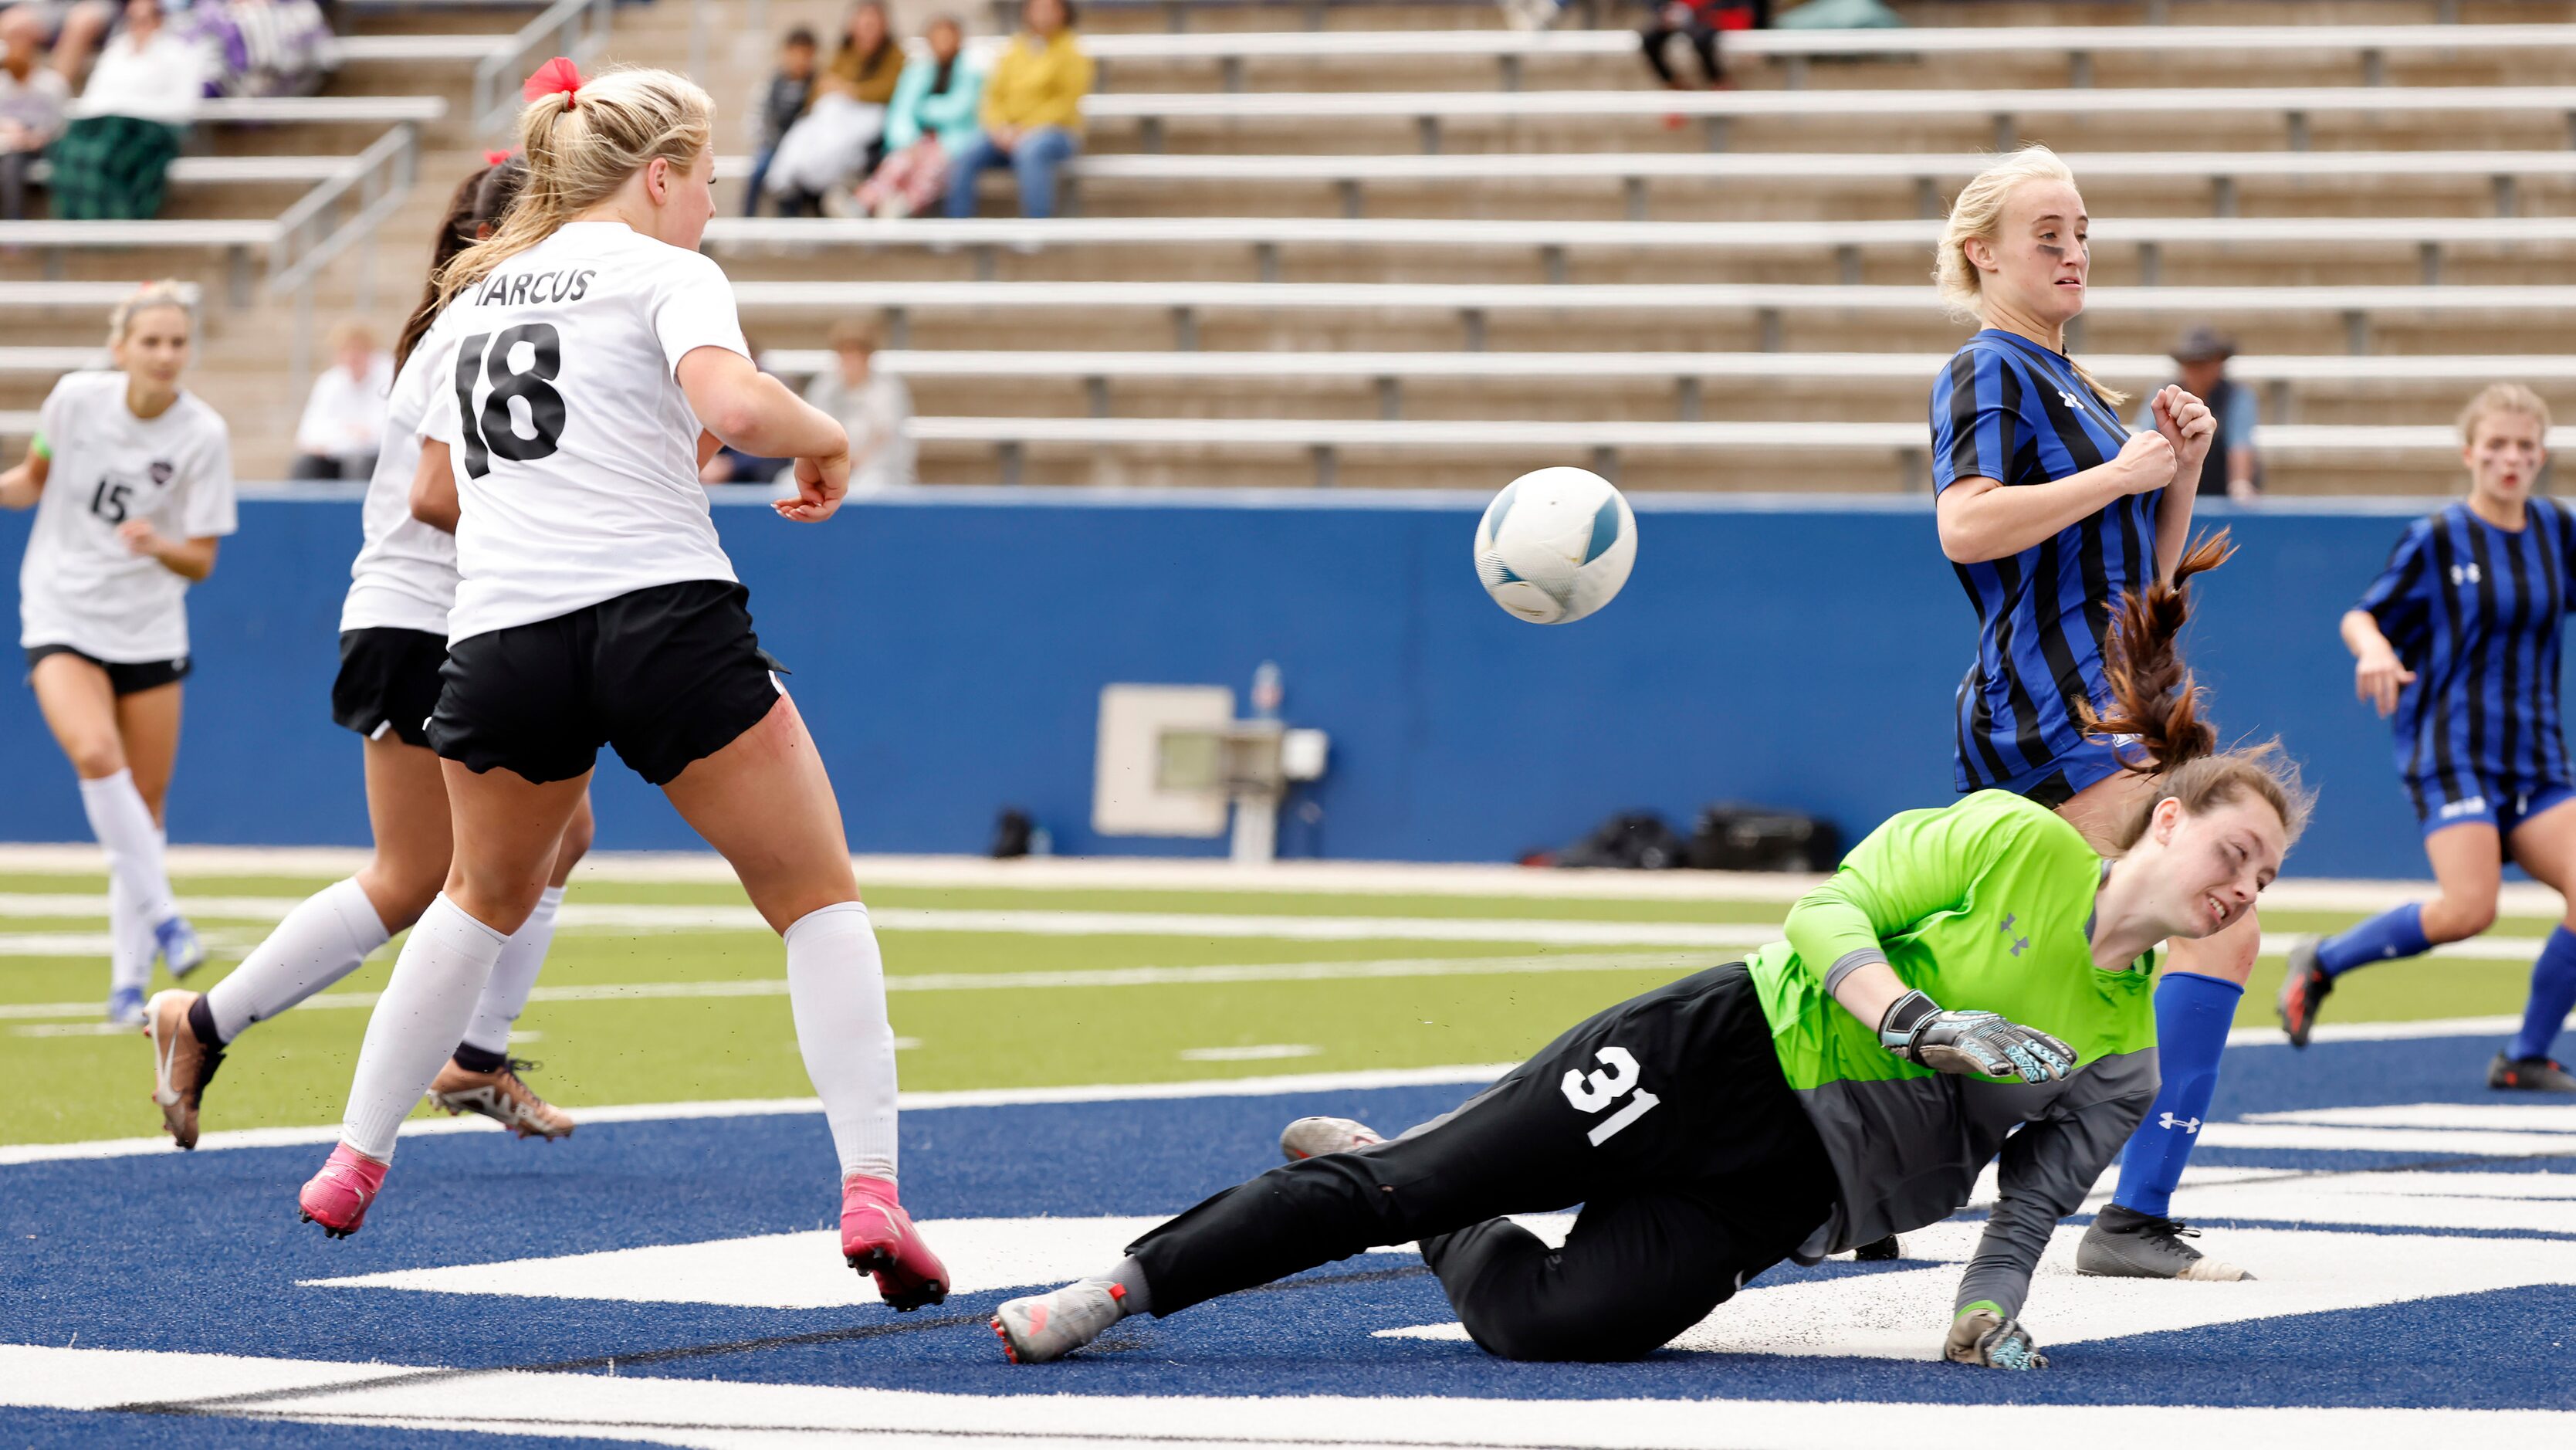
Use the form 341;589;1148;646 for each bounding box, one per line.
1944;1304;2049;1370
1878;990;2076;1084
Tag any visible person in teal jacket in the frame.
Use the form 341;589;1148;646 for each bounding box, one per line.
987;564;2310;1372
851;16;984;220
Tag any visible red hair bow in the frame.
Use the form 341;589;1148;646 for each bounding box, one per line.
523;56;583;106
482;148;517;166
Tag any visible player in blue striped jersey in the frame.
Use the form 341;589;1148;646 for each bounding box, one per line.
1927;147;2262;1282
2282;385;2576;1092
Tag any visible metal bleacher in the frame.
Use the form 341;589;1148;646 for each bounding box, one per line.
699;2;2576;495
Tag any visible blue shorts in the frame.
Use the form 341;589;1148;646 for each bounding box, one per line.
1978;735;2134;811
2410;773;2576;845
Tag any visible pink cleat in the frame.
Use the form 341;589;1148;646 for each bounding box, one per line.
841;1173;949;1310
298;1143;388;1238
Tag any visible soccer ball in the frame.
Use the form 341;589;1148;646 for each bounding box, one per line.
1471;467;1638;625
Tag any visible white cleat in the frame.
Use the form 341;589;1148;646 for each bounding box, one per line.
1279;1116;1384;1162
992;1280;1127;1364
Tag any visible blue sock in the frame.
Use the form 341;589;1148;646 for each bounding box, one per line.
2313;902;2429;977
2112;971;2243;1219
2510;926;2576;1062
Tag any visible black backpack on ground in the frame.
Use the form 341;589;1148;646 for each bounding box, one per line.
1689;804;1843;873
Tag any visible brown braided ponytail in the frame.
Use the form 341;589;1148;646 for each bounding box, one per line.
2080;529;2314;849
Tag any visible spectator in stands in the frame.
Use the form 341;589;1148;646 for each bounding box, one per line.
851;14;980;220
48;0;204;220
6;1;111;83
803;319;915;491
289;319;392;482
943;0;1090;221
1640;0;1768;93
2134;324;2261;503
742;24;817;217
0;6;68;222
179;0;333;100
764;1;903;217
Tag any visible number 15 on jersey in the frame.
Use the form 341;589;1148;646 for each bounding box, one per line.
452;325;567;479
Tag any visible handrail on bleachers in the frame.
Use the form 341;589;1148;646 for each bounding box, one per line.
728;280;2576;356
702;214;2576;288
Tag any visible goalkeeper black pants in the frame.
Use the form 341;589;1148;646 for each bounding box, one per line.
1124;962;1838;1361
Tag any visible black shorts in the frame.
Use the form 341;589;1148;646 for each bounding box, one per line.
25;644;191;696
428;579;786;787
330;627;448;749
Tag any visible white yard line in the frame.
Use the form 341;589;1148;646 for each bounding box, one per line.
0;842;2546;912
0;1062;1515;1166
2;1343;2568;1448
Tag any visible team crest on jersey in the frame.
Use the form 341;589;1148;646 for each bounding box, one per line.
2451;562;2483;587
148;459;174;486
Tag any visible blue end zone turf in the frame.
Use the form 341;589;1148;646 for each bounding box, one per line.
5;1032;2573;1444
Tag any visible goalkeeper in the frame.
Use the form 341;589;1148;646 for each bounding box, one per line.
993;578;2309;1371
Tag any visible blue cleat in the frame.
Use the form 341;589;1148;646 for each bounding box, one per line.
106;985;147;1027
154;916;207;979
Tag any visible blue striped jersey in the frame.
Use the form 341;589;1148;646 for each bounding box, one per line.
2356;500;2576;793
1928;329;2160;792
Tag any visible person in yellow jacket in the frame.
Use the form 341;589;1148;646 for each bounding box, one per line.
943;0;1092;219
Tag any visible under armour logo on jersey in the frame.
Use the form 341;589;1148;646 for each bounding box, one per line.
2158;1113;2202;1133
2056;388;2082;409
2452;562;2483;587
1999;913;2029;957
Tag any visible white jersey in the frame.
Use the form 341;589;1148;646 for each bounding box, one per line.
17;371;235;662
339;347;457;637
422;222;749;643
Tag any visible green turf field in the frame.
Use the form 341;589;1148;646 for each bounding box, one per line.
0;862;2553;1147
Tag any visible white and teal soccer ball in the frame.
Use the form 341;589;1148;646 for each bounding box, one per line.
1472;467;1638;625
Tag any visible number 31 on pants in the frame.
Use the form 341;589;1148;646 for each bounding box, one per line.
1561;1046;1660;1146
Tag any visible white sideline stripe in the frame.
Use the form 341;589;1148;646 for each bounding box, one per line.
0;953;1698;1022
0;842;2544;911
5;1346;2573;1448
0;1062;1512;1166
4;889;2569;961
2248;1103;2576;1130
2226;1014;2523;1048
0;893;1780;945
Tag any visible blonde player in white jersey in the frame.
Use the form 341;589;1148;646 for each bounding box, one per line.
295;59;949;1310
1;283;232;1026
137;158;597;1151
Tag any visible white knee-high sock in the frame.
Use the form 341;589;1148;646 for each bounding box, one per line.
459;885;562;1057
107;874;152;994
784;900;899;1183
340;894;507;1160
205;878;391;1043
78;770;178;928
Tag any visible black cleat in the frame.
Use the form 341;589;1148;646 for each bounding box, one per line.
2487;1052;2576;1092
2276;937;2333;1049
1853;1235;1902;1262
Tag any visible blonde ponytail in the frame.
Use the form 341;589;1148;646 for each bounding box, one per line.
434;66;713;310
1935;144;2126;407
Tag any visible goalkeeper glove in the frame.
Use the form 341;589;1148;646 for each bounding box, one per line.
1945;1303;2049;1370
1878;989;2076;1084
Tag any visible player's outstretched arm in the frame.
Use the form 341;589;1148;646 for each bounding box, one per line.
2341;608;2415;717
0;439;49;510
674;345;851;522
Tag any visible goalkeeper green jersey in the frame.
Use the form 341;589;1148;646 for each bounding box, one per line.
1746;789;2161;1317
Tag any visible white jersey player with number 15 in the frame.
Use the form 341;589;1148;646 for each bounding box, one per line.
298;59;949;1314
1;282;232;1026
